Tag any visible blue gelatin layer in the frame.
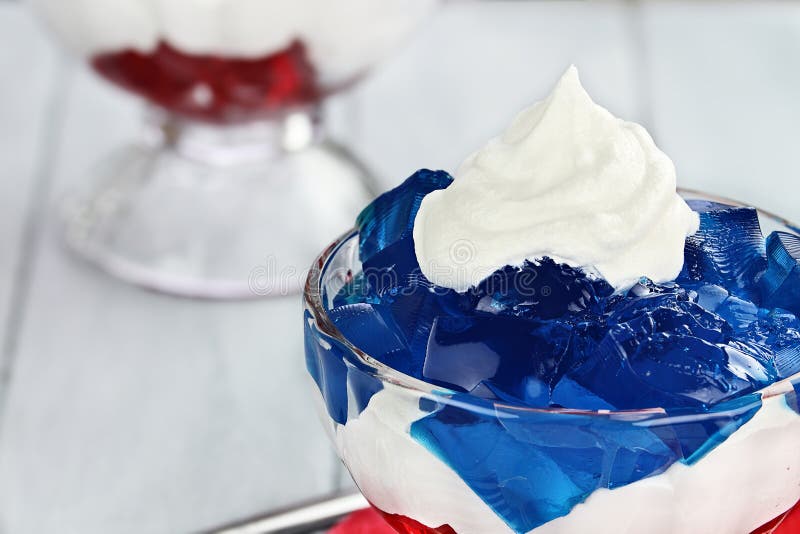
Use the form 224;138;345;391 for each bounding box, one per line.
678;201;767;303
761;231;800;315
356;169;452;264
313;174;800;532
411;395;682;532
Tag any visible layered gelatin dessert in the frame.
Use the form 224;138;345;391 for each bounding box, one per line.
304;67;800;533
33;0;436;122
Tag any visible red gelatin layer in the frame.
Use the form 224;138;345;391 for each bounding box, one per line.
92;41;320;124
328;506;454;534
753;500;800;534
329;508;395;534
331;500;800;534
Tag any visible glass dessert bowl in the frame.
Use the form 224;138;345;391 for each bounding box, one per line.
29;0;437;298
305;196;800;534
303;68;800;533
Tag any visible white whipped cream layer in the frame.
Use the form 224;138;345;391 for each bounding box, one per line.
414;66;700;292
333;384;511;534
331;385;800;534
29;0;436;85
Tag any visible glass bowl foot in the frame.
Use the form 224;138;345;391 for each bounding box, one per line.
62;111;372;299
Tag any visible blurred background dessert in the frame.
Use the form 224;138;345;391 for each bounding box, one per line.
28;0;437;298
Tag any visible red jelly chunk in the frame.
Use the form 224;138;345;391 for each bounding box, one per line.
329;507;455;534
92;40;320;124
331;501;800;533
375;508;456;534
752;500;800;533
329;508;395;534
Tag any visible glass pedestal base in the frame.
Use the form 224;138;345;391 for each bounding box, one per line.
62;110;373;299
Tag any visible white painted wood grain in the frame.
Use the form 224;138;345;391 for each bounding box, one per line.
642;1;800;222
0;5;60;370
0;64;339;534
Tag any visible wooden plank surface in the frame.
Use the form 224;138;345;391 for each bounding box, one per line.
0;5;61;394
3;1;800;533
0;61;339;534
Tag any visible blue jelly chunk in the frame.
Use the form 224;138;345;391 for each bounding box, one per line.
680;281;760;333
776;344;800;379
611;282;733;344
304;310;383;425
760;231;800;315
411;395;679;532
423;315;571;402
550;376;615;410
715;294;760;332
788;381;800;414
679;202;767;303
558;326;770;461
327;303;408;359
371;284;469;379
347;365;384;417
356;169;453;264
565;306;773;412
685;199;736;213
305;311;348;424
469;259;614;320
662;393;762;464
742;308;800;378
331;272;378;309
361;236;422;296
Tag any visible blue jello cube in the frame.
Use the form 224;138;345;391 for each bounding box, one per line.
776;341;800;379
611;282;732;344
760;231;800;315
326;302;408;359
567;321;771;411
356;169;453;264
685;199;739;213
331;271;379;309
550;375;615;410
561;322;774;460
789;382;800;415
679;202;767;303
423;315;571;401
689;282;730;310
360;236;423;296
714;294;760;332
304;310;384;425
410;395;679;532
680;282;760;333
373;284;469;378
743;308;800;378
656;394;762;464
469;259;614;320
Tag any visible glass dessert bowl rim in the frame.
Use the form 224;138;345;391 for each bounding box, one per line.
304;188;800;416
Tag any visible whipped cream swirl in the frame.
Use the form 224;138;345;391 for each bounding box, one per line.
414;66;699;292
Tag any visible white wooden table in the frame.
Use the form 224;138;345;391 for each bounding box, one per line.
1;1;799;533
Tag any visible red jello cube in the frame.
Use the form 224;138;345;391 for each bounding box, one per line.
331;500;800;534
92;41;320;124
329;506;454;534
329;508;395;534
752;500;800;534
